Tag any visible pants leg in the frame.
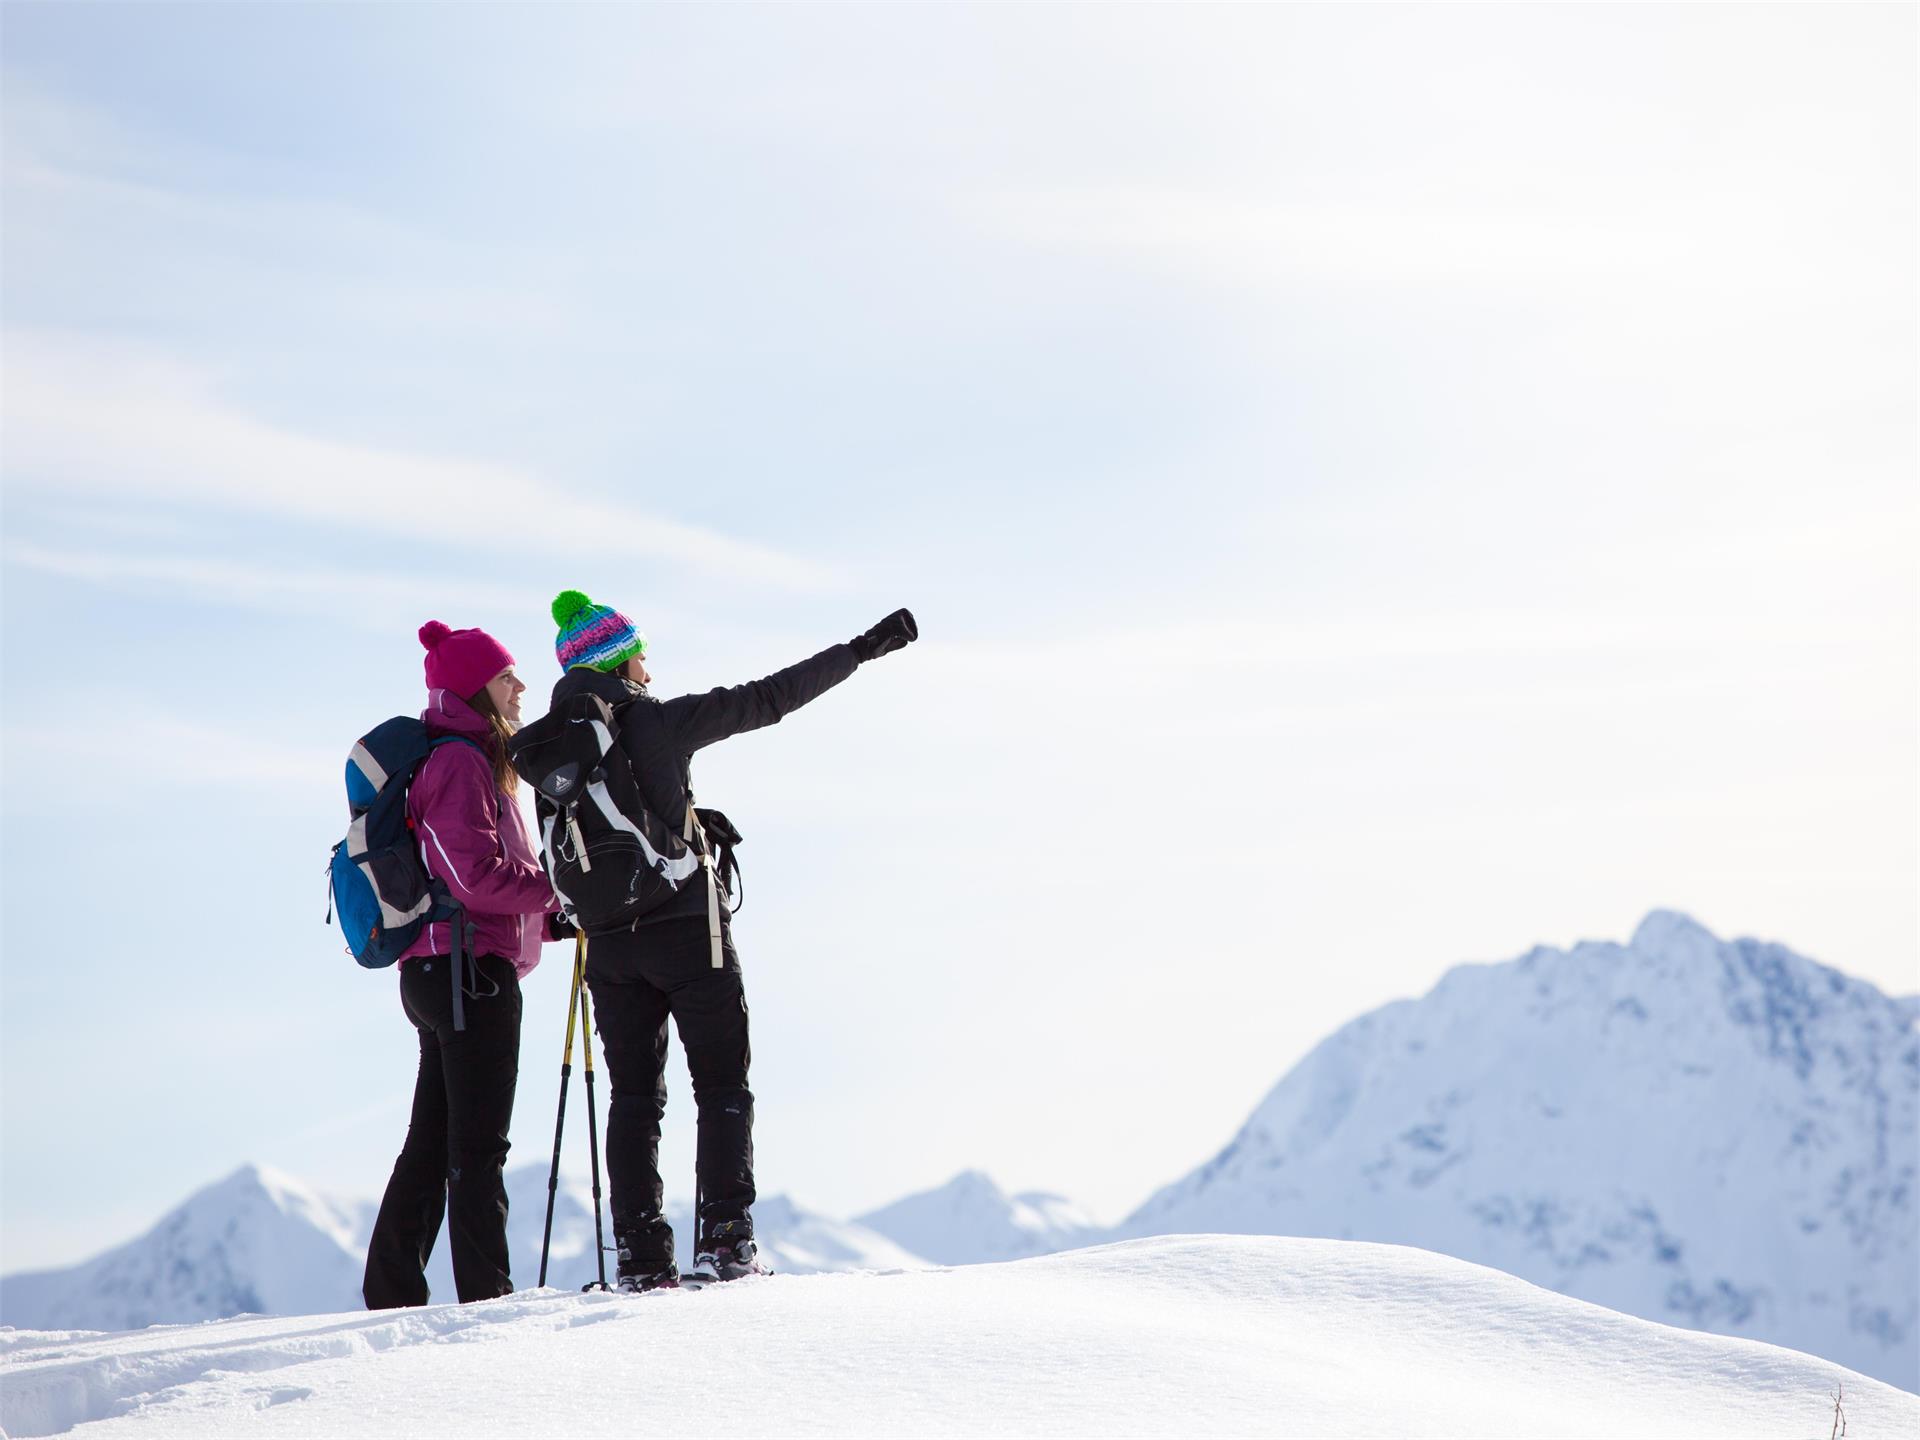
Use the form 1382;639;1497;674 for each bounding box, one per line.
363;953;520;1309
661;956;754;1248
437;956;521;1302
363;1009;450;1310
585;956;673;1264
588;917;755;1254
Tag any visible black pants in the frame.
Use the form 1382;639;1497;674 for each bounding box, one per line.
586;915;753;1262
364;952;522;1308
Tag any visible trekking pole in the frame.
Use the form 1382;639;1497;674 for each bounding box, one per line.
577;938;612;1291
537;943;584;1288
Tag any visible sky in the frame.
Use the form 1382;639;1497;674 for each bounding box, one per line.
1;4;1914;1273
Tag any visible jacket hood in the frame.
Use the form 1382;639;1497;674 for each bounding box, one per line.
550;666;647;709
422;687;494;742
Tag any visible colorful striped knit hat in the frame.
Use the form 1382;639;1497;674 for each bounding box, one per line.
552;590;647;672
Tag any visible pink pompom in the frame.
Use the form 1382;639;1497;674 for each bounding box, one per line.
418;621;452;649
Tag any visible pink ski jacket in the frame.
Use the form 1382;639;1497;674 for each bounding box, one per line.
398;689;558;978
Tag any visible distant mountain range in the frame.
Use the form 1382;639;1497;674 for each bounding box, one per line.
0;1164;920;1332
0;1164;370;1333
4;912;1912;1392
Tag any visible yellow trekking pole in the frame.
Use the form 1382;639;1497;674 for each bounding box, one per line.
577;939;612;1292
537;935;586;1288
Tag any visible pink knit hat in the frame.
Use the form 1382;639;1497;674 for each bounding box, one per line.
418;621;515;699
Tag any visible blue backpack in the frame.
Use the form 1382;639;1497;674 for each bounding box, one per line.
327;717;477;973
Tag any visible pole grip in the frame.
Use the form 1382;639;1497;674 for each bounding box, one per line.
560;945;583;1062
576;934;597;1076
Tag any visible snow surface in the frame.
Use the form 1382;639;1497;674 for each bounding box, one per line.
1124;910;1919;1391
3;1236;1909;1440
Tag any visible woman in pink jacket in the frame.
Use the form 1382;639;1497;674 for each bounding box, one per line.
363;621;562;1309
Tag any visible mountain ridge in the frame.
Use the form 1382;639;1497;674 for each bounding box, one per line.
0;1161;923;1330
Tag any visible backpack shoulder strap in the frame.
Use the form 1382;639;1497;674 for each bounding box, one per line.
417;735;483;1034
419;733;487;780
683;806;725;971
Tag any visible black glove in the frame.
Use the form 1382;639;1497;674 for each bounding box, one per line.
546;912;578;942
850;608;918;663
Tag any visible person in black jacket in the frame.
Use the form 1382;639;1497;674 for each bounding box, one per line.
544;590;917;1289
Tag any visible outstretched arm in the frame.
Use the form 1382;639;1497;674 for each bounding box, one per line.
662;643;861;754
662;611;918;754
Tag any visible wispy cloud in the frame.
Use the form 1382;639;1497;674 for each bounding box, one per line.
4;714;338;792
6;504;213;545
961;186;1907;304
3;331;840;592
5;541;549;627
2;83;577;342
968;188;1684;292
912;611;1674;685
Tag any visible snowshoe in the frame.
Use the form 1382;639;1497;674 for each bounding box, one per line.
687;1237;771;1286
615;1259;679;1294
614;1233;679;1294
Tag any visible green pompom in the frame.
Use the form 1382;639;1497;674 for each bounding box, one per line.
552;589;595;627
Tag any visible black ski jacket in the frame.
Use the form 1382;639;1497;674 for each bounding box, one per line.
545;643;860;925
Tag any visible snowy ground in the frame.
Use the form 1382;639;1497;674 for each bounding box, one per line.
2;1237;1909;1439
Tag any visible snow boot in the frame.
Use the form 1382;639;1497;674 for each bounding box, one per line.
615;1259;679;1294
689;1235;770;1284
615;1221;678;1293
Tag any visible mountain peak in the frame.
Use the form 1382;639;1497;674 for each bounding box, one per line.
1629;909;1715;951
943;1169;1005;1197
856;1171;1099;1266
209;1161;302;1200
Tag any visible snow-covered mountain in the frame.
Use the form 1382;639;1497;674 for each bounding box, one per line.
855;1169;1102;1265
0;1163;925;1332
0;1164;370;1333
1122;910;1919;1391
741;1194;927;1276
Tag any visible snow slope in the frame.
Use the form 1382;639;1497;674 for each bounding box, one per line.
3;1236;1909;1440
1124;911;1919;1391
854;1169;1102;1265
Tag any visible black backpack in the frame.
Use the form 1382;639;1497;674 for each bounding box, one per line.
506;692;712;935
